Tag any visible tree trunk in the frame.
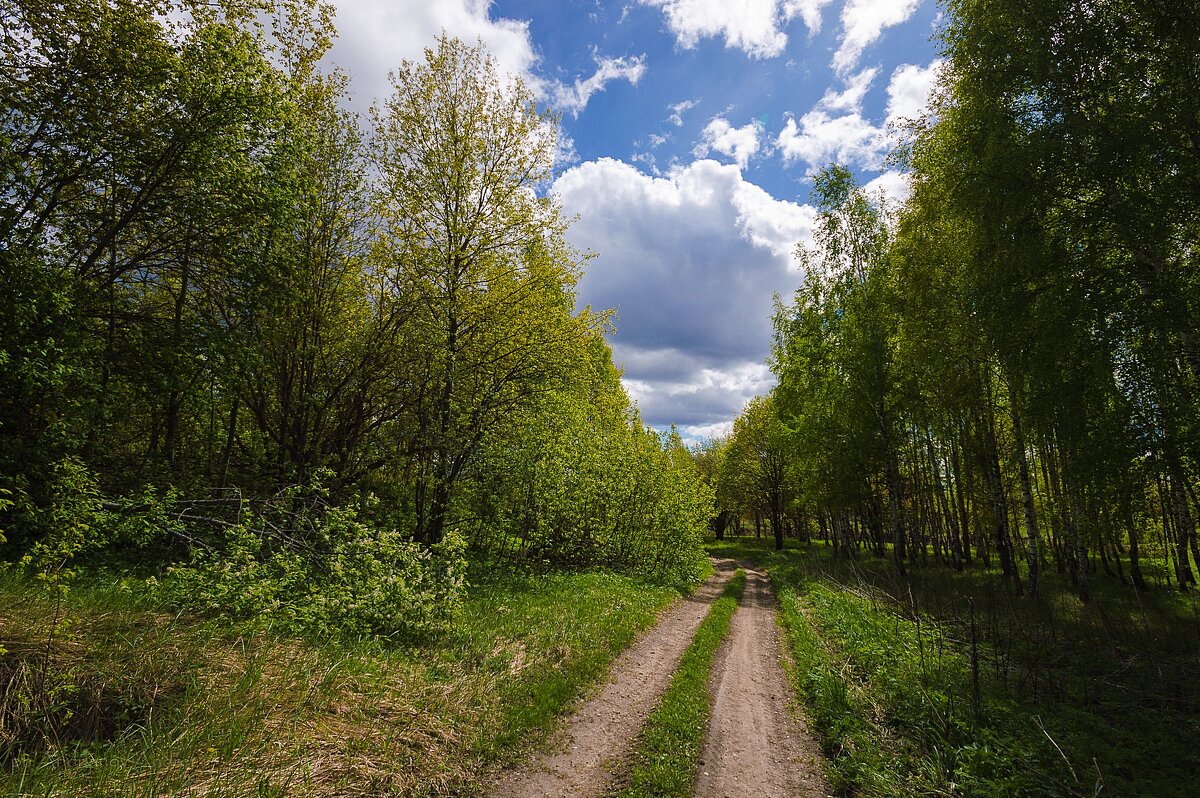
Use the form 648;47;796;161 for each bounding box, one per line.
1127;508;1147;591
1067;484;1091;603
927;429;962;571
979;369;1020;594
1010;406;1042;597
1169;474;1196;589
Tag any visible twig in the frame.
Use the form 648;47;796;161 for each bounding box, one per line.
1034;714;1078;784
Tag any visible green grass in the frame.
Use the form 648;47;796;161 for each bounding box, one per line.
707;536;1200;798
0;566;688;797
616;569;745;798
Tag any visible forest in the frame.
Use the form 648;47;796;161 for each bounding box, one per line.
0;0;711;628
1;0;1198;795
717;1;1200;599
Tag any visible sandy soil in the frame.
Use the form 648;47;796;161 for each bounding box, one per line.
483;559;737;798
694;565;831;798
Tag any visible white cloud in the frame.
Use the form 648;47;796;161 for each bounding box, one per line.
833;0;920;74
775;110;886;171
693;116;763;169
678;420;735;444
552;53;647;118
863;170;910;206
553;125;580;168
327;0;540;111
782;0;838;35
640;0;828;59
668;98;699;126
553;157;814;427
775;58;942;173
884;59;944;127
817;66;877;113
625;357;776;439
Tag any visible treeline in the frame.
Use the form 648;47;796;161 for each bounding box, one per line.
0;0;708;634
714;0;1199;600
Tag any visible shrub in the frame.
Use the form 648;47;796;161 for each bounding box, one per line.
158;489;466;640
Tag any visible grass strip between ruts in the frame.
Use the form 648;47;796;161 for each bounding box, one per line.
616;568;746;798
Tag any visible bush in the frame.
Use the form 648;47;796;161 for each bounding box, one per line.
158;481;466;639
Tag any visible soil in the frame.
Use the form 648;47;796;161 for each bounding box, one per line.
484;559;737;798
694;564;831;797
483;559;829;798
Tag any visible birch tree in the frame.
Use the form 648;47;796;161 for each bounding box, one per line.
372;35;590;545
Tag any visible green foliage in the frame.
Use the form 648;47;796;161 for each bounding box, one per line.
618;570;745;798
18;457;106;595
721;396;790;549
160;491;467;639
0;0;714;641
465;344;710;586
712;537;1198;798
371;33;590;546
1;564;679;793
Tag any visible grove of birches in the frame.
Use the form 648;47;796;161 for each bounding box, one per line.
2;0;1199;643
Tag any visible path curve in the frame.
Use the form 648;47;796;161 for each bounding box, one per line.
695;564;830;798
484;559;737;798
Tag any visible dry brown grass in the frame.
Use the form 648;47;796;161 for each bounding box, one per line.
1;569;681;797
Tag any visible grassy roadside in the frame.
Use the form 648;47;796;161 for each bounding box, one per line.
0;566;692;797
616;569;745;798
707;536;1200;798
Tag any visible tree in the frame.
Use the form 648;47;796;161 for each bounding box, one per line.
725;395;789;551
776;166;906;569
693;435;735;540
0;0;288;519
372;35;590;545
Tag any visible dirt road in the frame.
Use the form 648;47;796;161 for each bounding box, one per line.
484;560;828;798
484;560;737;798
694;565;830;798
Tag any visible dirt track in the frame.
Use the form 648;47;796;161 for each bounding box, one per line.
695;565;830;797
483;559;828;798
484;560;737;798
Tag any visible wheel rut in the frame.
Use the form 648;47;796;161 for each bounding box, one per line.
695;564;830;798
484;559;737;798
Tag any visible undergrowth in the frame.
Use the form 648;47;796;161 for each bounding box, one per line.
708;536;1200;798
0;566;683;796
616;569;745;798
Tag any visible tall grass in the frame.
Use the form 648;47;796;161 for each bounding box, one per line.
0;567;685;796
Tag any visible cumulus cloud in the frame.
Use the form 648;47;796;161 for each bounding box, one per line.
553;158;814;429
693;116;764;169
678;420;736;443
327;0;539;111
863;170;910;206
624;357;776;440
782;0;838;36
884;59;944;126
776;110;886;172
832;0;921;74
553;126;580;168
552;53;647;118
776;58;942;172
817;66;877;113
640;0;828;59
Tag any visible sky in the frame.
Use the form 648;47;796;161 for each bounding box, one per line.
324;0;945;442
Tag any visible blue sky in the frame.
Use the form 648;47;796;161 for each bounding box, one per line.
326;0;944;441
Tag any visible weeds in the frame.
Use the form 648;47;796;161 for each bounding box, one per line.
0;568;680;796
